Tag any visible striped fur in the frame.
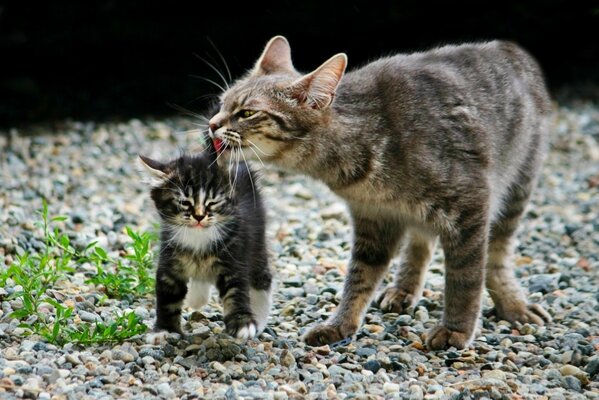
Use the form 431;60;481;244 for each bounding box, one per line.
140;151;273;340
209;37;552;349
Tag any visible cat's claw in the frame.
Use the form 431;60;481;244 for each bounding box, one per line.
226;314;258;340
145;331;169;345
235;323;257;340
378;287;418;314
303;324;344;346
426;325;473;350
494;302;552;326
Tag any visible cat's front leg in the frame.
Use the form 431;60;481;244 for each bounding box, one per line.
216;273;258;340
304;212;404;346
154;259;188;334
426;208;488;350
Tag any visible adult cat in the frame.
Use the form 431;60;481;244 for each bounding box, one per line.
207;36;551;349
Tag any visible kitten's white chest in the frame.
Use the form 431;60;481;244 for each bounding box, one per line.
174;226;220;253
173;226;221;281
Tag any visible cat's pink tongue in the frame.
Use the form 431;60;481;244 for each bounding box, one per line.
213;138;224;154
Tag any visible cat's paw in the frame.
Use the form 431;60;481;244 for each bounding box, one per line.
378;287;418;314
303;324;344;346
426;325;473;350
494;302;552;326
225;314;258;340
146;330;169;345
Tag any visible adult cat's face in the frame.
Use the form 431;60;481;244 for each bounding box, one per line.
139;154;233;230
208;36;347;163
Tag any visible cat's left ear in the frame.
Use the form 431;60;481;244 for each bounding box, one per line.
253;36;294;75
138;154;171;184
288;53;347;109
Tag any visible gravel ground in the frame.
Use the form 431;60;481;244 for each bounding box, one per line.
0;99;598;399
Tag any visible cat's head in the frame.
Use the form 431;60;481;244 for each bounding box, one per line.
139;144;234;231
208;36;347;162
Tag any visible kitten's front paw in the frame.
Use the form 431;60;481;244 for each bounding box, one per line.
426;325;473;350
225;314;258;340
378;287;418;314
303;324;344;346
494;301;552;326
146;330;169;345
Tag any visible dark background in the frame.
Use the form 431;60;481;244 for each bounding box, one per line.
2;0;598;127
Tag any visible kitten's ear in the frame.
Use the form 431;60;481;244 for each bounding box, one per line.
253;36;294;75
288;53;347;109
138;154;171;184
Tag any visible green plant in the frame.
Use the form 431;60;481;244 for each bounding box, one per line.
85;227;157;299
1;199;153;345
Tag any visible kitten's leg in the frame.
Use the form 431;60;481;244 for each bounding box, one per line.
379;230;436;313
154;261;188;334
184;279;212;310
216;273;258;340
303;212;404;346
426;207;488;350
249;286;273;333
486;182;551;324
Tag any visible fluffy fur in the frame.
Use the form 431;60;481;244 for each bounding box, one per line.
140;143;273;340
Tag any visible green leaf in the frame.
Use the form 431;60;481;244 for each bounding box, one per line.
94;247;108;259
51;216;68;222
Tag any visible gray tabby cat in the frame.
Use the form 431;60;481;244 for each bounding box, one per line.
207;36;552;349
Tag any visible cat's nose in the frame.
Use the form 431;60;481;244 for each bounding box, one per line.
192;214;205;222
209;122;219;133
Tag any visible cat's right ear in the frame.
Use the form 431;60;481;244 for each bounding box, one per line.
253;36;294;75
138;154;171;185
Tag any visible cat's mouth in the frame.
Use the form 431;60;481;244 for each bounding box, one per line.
213;138;226;154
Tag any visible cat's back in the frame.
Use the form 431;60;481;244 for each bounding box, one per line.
343;40;550;115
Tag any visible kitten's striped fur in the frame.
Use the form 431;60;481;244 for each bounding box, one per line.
140;142;273;340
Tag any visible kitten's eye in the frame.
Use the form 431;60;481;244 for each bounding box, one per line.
239;110;256;118
179;200;192;207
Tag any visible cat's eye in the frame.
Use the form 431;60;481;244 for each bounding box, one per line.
179;200;192;207
239;110;257;118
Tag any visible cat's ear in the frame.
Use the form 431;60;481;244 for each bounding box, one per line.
253;36;294;75
288;53;347;109
138;154;171;184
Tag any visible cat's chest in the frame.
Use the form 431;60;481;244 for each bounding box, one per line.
175;252;220;282
171;227;222;281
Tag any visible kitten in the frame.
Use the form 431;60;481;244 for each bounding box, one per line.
207;36;552;350
139;137;273;340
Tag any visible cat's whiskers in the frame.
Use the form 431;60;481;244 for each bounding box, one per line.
246;139;272;156
194;53;230;91
190;74;227;93
238;144;257;206
207;37;232;83
246;144;265;168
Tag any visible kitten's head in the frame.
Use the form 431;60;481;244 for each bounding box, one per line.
208;36;347;161
139;144;234;231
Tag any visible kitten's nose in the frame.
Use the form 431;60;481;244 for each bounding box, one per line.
193;214;205;222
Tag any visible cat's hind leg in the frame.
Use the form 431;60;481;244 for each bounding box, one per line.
217;274;259;340
250;287;273;333
486;175;551;325
378;230;436;314
184;279;212;310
